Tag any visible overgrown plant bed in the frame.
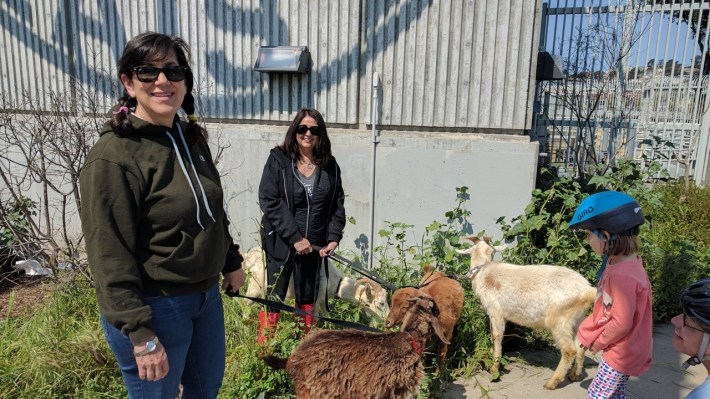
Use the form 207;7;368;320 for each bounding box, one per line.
0;272;50;321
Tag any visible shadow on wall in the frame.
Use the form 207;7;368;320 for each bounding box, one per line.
2;0;434;114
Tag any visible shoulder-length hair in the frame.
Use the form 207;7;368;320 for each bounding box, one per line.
607;235;640;257
278;108;332;167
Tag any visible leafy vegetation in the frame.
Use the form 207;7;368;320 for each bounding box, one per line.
2;173;709;398
0;197;36;272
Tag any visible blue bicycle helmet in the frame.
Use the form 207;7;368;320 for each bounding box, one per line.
569;191;644;235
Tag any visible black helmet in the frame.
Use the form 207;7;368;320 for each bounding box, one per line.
569;191;644;235
681;278;710;333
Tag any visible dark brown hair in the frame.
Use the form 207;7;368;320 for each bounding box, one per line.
606;234;640;256
111;32;205;143
278;108;332;166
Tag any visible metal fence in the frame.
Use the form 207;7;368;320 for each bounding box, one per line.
534;0;710;184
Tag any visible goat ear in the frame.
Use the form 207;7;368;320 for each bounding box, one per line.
456;248;472;256
422;263;433;275
427;309;450;344
364;284;374;301
493;244;507;252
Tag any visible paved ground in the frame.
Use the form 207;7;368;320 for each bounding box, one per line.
442;324;707;399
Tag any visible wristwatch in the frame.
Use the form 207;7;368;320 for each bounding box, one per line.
133;336;159;357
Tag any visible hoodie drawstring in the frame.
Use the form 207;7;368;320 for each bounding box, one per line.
165;124;216;230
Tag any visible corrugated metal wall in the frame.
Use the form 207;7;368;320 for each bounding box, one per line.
1;0;540;131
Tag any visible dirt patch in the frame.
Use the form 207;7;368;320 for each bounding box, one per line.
0;271;50;321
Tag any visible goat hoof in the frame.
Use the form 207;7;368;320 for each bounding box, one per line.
543;381;559;390
567;373;582;382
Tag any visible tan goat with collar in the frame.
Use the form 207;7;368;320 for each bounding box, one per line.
458;237;597;390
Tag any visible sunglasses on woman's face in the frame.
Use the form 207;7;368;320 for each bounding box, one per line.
296;124;320;136
131;65;190;83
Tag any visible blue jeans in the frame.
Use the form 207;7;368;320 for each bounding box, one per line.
100;284;226;399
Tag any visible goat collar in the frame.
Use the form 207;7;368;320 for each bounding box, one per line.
465;263;486;279
408;334;422;355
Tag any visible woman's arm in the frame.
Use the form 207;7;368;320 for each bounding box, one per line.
327;162;346;245
258;153;302;244
80;159;155;345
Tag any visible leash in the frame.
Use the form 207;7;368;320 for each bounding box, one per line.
225;290;383;333
313;245;398;292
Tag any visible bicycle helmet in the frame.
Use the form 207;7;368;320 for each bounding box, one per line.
680;278;710;368
569;191;644;235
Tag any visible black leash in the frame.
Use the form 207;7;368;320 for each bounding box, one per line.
314;245;398;292
225;291;383;333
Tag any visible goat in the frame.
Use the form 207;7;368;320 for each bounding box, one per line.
457;237;597;390
241;246;389;320
263;296;448;399
385;264;464;371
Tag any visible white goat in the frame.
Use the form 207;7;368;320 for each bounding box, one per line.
241;246;389;320
457;237;597;390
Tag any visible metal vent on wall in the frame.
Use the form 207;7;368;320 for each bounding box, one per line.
253;46;311;74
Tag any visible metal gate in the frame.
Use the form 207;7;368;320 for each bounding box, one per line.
533;0;710;185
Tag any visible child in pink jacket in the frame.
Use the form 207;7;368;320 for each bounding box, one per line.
569;191;653;399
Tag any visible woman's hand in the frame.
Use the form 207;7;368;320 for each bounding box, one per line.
294;238;312;255
134;340;169;381
222;268;246;294
319;241;338;257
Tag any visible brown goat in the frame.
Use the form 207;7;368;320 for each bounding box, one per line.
385;265;464;371
263;296;448;399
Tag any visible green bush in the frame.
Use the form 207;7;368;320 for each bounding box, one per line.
3;177;709;398
0;197;36;271
644;182;710;251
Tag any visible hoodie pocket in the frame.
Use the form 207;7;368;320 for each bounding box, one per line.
152;231;196;281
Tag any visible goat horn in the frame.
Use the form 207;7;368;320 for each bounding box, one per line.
463;235;480;244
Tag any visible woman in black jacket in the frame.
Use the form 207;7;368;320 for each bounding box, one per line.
257;108;346;344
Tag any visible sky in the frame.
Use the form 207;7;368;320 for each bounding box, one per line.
542;0;707;71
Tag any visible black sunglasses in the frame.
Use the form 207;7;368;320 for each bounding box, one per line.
296;124;321;136
131;65;190;83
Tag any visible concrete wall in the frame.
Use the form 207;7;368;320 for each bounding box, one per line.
211;123;538;263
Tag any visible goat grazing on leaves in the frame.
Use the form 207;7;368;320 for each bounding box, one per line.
242;246;389;320
457;237;597;390
385;264;464;372
262;296;448;399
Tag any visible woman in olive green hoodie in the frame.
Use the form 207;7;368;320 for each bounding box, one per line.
80;32;244;399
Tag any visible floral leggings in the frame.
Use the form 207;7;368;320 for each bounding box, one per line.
588;355;630;399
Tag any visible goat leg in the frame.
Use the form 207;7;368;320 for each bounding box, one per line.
489;316;505;381
567;345;586;382
544;346;576;390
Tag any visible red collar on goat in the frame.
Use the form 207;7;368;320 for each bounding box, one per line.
409;334;421;355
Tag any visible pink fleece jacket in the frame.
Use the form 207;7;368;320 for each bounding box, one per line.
577;256;653;376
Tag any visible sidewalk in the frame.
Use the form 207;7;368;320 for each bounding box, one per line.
443;324;707;399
